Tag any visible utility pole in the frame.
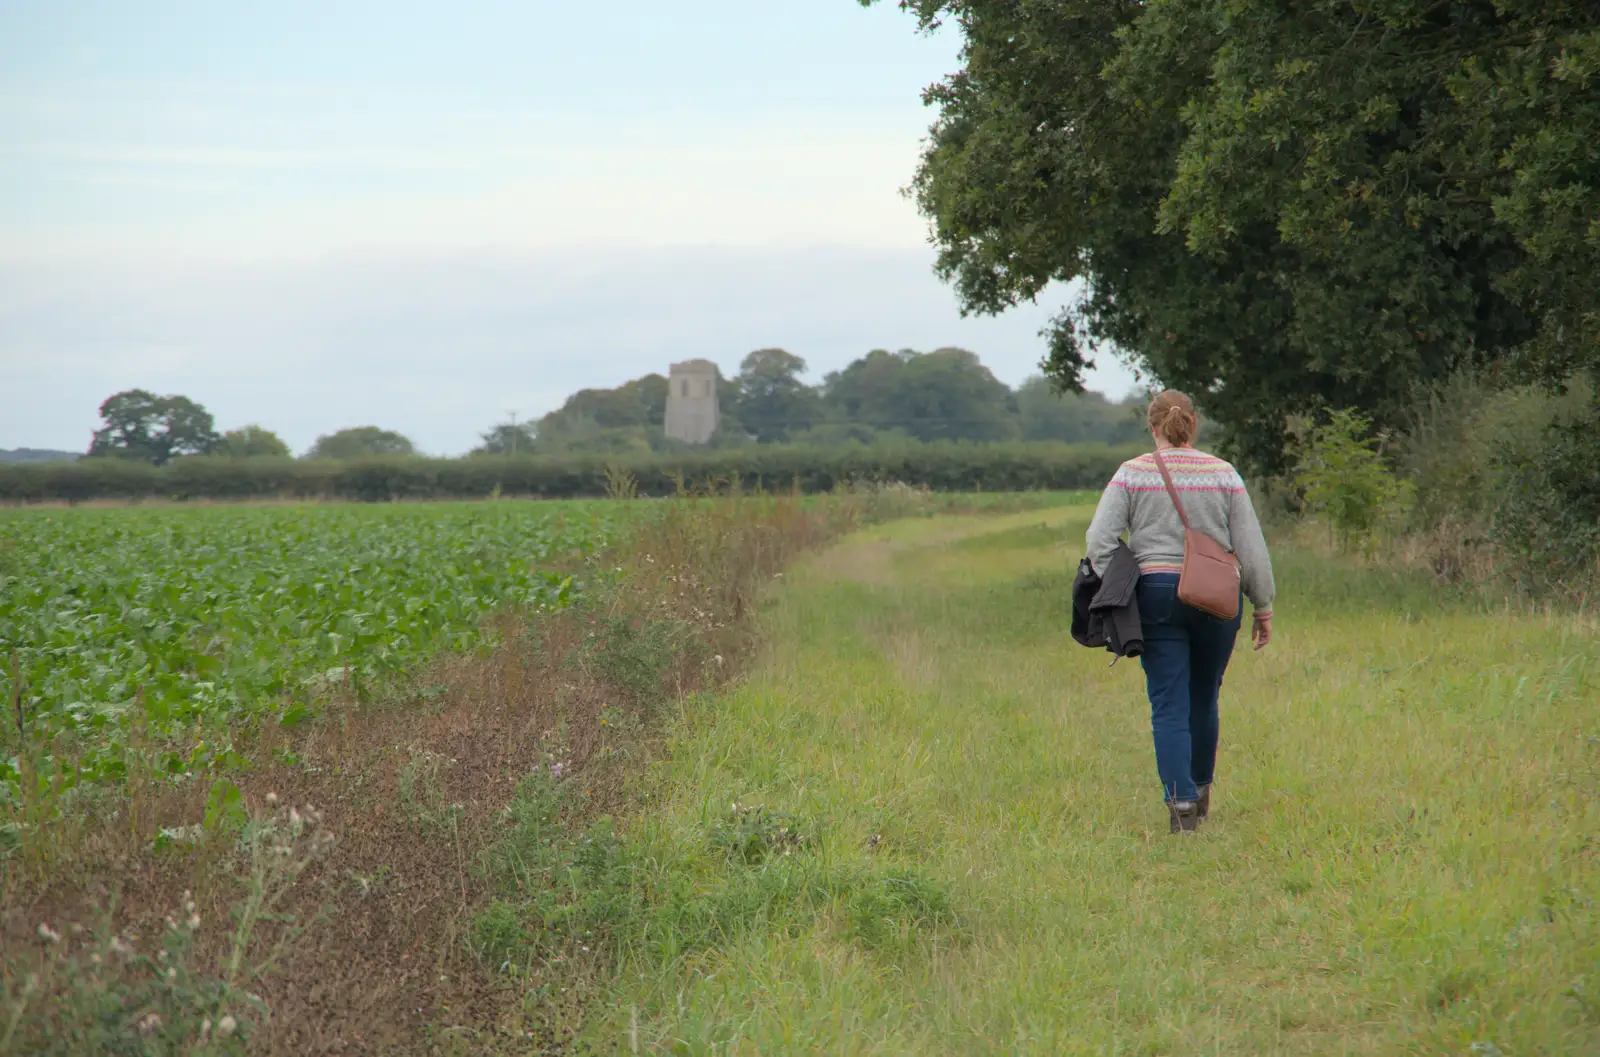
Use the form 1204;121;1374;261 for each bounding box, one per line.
507;410;519;456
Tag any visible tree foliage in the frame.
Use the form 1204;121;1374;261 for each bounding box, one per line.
474;423;539;456
526;374;676;454
1014;379;1149;446
534;414;658;456
87;389;218;465
867;0;1600;470
821;347;1018;442
213;425;290;459
306;427;415;460
484;348;1132;454
0;449;78;464
736;349;823;443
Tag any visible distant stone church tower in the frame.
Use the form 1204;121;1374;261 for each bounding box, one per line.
664;359;720;444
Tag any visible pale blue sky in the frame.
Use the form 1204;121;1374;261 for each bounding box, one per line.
1;1;1134;454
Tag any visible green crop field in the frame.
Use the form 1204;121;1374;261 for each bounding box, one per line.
0;490;1082;800
0;501;624;791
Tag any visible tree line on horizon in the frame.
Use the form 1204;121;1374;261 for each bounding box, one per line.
65;391;417;465
59;347;1157;466
477;347;1160;458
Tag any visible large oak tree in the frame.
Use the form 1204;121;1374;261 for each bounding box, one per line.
868;0;1600;469
88;389;218;465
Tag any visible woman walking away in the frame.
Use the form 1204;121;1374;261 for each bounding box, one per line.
1086;390;1275;834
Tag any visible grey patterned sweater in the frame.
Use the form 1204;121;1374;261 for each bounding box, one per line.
1085;448;1276;617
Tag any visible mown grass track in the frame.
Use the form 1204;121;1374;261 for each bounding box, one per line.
574;505;1598;1055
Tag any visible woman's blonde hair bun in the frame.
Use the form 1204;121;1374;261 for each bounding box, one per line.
1147;389;1199;447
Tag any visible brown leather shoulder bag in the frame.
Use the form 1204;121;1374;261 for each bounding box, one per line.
1151;450;1242;621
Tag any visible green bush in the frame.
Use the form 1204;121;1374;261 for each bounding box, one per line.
1290;409;1415;552
1484;390;1600;595
0;443;1143;503
1399;371;1599;597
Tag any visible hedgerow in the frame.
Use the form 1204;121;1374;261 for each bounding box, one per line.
0;443;1143;503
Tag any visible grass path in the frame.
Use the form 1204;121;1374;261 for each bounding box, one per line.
586;506;1598;1055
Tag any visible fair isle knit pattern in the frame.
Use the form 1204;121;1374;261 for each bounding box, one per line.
1086;448;1276;617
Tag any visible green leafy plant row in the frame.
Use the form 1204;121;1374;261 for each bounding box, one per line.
0;501;621;794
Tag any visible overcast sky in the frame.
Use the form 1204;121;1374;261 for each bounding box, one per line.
0;1;1136;456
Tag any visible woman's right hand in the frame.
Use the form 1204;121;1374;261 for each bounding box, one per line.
1252;614;1272;651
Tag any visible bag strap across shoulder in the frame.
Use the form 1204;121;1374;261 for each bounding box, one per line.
1151;449;1192;532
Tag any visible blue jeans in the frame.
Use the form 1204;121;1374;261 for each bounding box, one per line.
1136;574;1241;803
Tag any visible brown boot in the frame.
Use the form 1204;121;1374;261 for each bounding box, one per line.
1195;784;1211;821
1168;801;1200;834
